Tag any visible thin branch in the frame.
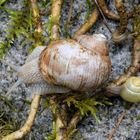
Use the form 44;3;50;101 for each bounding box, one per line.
64;0;73;37
2;95;41;140
112;0;128;42
66;0;73;27
49;96;68;140
30;0;42;46
51;0;63;40
64;111;82;139
115;0;128;34
113;39;140;85
74;7;99;38
106;39;140;96
108;110;126;140
95;0;120;21
94;0;112;33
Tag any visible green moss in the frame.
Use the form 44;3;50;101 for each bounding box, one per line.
0;0;47;58
0;0;9;6
45;125;56;140
0;1;35;58
85;0;93;21
0;95;19;139
64;95;112;123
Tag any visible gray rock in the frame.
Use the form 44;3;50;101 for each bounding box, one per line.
0;0;140;140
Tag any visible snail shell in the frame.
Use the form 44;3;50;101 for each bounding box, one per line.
39;34;111;91
6;34;111;95
120;77;140;102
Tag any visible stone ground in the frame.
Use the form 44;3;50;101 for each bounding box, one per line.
0;0;140;140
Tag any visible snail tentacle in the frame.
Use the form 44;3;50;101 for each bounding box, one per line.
2;60;20;72
6;79;23;97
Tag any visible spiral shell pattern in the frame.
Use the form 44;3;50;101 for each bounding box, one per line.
39;34;111;91
120;77;140;102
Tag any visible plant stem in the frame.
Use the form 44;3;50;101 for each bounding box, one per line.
30;0;42;46
64;0;73;37
2;95;41;140
50;97;68;140
106;39;140;95
95;0;120;20
51;0;63;40
115;0;127;34
64;111;82;140
74;7;99;38
112;0;128;42
108;110;126;140
55;106;67;140
116;39;140;84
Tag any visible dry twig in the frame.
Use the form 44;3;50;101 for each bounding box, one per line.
64;111;82;139
74;7;99;38
108;110;126;140
95;0;120;20
51;0;63;40
30;0;42;45
64;0;73;37
2;95;41;140
112;0;128;42
112;39;140;86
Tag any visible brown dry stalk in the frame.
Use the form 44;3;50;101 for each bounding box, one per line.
112;0;128;42
49;96;68;140
64;0;73;36
108;110;126;140
113;39;140;86
74;7;99;38
30;0;42;45
64;111;82;139
2;95;41;140
94;0;112;33
106;39;140;95
55;105;68;140
66;0;73;25
96;0;120;20
51;0;63;40
115;0;127;34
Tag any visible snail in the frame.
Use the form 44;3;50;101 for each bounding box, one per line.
120;77;140;102
106;77;140;102
6;33;111;96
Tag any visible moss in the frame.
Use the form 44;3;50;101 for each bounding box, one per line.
0;0;9;6
0;0;47;58
0;1;34;58
85;0;93;21
64;94;112;123
0;96;19;139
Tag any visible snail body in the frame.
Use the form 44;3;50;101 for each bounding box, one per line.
7;34;111;95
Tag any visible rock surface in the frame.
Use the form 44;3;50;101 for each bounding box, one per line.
0;0;140;140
